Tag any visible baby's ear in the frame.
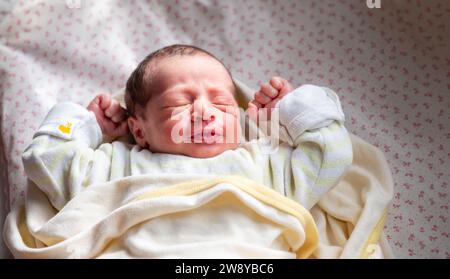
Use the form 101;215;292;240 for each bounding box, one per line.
127;116;147;148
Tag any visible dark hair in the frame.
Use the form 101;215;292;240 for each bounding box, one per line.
125;44;235;117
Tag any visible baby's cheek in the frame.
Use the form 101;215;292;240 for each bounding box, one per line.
222;113;240;136
164;118;191;143
163;121;178;137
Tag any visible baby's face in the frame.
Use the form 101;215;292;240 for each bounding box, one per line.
130;54;241;158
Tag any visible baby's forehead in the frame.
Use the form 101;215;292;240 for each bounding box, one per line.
147;54;234;91
150;53;223;73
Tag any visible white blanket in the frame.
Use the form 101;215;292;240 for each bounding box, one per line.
5;175;318;259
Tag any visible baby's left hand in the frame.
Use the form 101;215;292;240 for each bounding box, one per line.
248;76;294;121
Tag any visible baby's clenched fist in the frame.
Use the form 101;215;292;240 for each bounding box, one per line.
87;94;129;140
248;76;294;121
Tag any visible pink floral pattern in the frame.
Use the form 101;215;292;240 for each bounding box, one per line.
0;0;448;258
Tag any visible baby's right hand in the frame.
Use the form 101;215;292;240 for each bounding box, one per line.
87;94;129;140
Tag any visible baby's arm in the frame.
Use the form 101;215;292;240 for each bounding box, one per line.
277;84;353;209
22;94;128;210
248;79;353;209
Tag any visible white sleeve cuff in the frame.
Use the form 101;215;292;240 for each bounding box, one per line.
277;84;345;143
34;102;103;148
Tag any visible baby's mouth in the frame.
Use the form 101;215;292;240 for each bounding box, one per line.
191;129;223;144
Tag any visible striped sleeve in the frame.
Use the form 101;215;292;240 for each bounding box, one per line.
277;85;353;209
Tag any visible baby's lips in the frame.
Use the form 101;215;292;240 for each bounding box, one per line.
191;128;220;138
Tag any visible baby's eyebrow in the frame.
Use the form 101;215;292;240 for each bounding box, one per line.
208;86;234;95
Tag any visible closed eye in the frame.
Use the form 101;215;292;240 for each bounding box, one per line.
160;93;193;109
161;100;192;109
162;103;191;108
211;97;235;106
213;102;234;107
213;104;237;115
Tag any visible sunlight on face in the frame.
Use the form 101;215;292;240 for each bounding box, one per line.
137;54;241;158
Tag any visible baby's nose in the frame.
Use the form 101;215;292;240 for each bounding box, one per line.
191;110;215;123
192;100;215;123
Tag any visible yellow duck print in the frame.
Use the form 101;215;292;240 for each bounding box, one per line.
58;122;72;134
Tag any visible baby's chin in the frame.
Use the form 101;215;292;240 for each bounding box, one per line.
181;142;238;158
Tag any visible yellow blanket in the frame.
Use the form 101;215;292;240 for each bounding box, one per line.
310;134;393;258
5;175;319;258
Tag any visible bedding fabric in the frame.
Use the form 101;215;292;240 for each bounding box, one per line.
4;147;391;258
0;0;449;258
4;78;393;259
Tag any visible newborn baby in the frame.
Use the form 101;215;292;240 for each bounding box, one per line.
23;44;353;211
